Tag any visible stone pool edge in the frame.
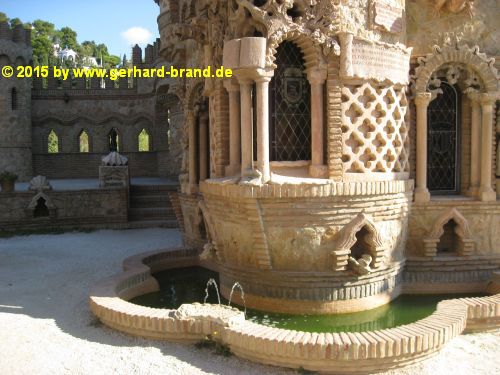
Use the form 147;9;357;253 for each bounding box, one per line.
89;247;500;374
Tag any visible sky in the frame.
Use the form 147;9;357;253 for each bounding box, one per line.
1;0;160;58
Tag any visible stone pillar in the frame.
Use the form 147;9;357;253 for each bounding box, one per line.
187;110;197;192
255;73;273;183
467;93;481;196
478;94;496;201
414;92;432;203
238;78;254;177
198;107;209;182
307;68;328;178
223;79;241;176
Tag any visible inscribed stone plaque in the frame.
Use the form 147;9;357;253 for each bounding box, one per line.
350;40;410;84
373;1;403;33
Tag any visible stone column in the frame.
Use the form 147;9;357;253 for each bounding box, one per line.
414;92;432;203
478;93;496;201
467;93;481;197
198;107;209;182
255;72;273;183
187;110;197;192
223;79;241;176
307;68;328;178
238;77;254;177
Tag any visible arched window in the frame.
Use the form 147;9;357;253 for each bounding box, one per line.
138;128;151;152
11;87;18;110
48;130;59;153
427;82;461;194
269;41;311;161
108;128;120;152
79;130;89;153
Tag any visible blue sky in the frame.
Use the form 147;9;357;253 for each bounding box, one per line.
1;0;160;58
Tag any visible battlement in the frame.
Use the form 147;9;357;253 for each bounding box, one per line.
132;38;161;66
0;21;31;46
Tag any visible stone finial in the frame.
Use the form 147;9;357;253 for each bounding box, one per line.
101;152;128;166
29;175;52;192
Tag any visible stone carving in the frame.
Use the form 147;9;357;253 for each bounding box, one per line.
349;39;411;84
348;254;373;275
331;213;385;271
372;0;404;33
101;152;128;166
422;208;476;256
341;82;409;175
426;63;484;99
200;241;219;261
26;192;57;218
413;43;498;95
430;0;476;18
29;175;52;192
232;0;341;66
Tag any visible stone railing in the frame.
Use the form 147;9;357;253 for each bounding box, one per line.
89;248;500;374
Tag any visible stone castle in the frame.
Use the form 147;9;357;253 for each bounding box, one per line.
1;0;499;313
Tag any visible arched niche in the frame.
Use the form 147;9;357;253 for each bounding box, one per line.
331;213;385;272
422;208;475;257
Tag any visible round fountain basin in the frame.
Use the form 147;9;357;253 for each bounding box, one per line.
130;266;486;333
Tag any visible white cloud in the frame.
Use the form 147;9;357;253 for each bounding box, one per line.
121;27;153;46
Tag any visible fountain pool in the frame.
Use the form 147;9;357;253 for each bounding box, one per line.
130;266;485;333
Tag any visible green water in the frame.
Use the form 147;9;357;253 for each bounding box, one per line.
130;267;484;333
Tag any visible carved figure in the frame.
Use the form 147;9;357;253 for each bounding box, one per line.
348;254;373;275
431;0;476;18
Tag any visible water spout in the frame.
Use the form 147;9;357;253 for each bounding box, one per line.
203;278;221;305
228;282;247;316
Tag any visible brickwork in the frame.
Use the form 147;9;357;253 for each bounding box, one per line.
0;188;128;231
89;248;500;374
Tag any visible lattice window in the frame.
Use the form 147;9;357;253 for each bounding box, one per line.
340;83;409;174
79;130;90;153
427;82;460;193
270;41;311;161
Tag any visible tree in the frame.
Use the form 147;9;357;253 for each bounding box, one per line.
0;12;9;23
9;18;22;27
58;27;78;50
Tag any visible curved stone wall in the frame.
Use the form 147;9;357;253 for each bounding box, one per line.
89;248;500;374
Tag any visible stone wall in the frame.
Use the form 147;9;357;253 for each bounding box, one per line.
32;152;158;178
0;29;33;181
0;188;128;231
407;0;499;57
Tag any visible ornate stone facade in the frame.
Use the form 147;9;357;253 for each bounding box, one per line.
153;0;499;314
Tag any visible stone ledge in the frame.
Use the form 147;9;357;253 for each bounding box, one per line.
89;248;500;374
200;179;414;199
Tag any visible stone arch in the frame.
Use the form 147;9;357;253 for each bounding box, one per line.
423;208;475;257
331;213;385;271
414;44;498;94
26;192;56;218
267;32;324;70
77;129;91;153
185;80;205;110
137;128;152;152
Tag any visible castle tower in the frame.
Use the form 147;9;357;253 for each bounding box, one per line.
0;21;33;181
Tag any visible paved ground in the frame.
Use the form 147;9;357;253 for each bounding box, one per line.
0;228;498;375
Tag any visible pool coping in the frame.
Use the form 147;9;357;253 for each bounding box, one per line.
89;247;500;374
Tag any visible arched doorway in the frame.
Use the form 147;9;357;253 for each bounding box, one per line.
427;82;461;194
269;41;311;162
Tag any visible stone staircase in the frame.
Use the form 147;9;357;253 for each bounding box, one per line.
128;185;178;228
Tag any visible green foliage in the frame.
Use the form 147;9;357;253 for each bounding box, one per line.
48;130;59;153
138;129;150;152
0;171;18;181
79;131;89;153
3;13;121;69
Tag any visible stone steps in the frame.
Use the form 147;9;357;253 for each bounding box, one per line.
128;184;178;226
